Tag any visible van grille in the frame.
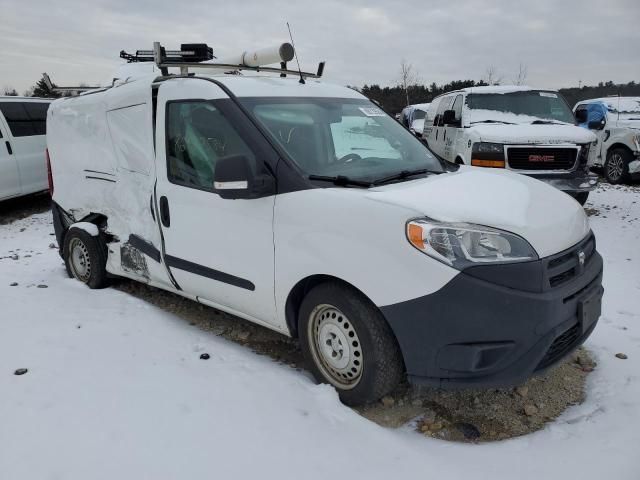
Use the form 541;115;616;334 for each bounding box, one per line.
544;234;596;290
507;147;577;171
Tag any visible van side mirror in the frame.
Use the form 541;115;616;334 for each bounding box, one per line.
442;109;457;126
214;154;275;199
575;109;587;123
587;119;605;130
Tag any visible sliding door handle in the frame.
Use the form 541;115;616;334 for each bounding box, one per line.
5;141;12;155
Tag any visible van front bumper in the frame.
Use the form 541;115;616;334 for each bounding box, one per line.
527;171;598;193
381;236;603;388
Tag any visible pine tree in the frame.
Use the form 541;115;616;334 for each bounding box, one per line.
30;78;61;98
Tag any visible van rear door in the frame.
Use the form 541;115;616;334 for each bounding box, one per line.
0;109;21;200
155;79;278;326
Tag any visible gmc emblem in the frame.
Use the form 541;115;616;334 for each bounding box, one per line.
529;154;555;162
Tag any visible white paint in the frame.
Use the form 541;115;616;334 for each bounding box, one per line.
71;221;99;237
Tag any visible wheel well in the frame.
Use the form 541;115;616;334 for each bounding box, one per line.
455;156;465;165
607;143;634;159
285;275;368;338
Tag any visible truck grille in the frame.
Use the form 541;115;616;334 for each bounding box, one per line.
507;147;577;171
544;234;596;289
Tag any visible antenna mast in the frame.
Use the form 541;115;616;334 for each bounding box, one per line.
287;22;305;84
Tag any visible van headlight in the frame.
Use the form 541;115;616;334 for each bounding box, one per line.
406;219;538;269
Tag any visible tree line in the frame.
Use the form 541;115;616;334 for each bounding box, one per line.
359;80;640;114
4;76;640;114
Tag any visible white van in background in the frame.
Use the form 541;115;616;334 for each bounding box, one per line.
0;97;51;201
574;97;640;184
399;103;430;136
423;86;598;204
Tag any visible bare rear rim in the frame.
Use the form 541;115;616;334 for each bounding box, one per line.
69;237;92;282
307;304;364;390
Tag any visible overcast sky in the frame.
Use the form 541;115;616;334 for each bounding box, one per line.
1;0;638;94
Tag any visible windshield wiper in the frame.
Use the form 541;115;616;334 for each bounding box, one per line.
372;168;433;186
308;175;372;188
470;119;517;125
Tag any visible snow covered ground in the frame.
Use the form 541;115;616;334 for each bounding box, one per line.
1;184;638;480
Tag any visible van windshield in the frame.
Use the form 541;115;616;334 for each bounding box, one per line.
466;90;575;125
240;97;442;184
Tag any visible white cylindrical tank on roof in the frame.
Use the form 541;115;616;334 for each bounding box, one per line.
218;43;295;67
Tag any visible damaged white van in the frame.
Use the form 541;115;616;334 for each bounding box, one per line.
47;43;603;405
423;86;598;205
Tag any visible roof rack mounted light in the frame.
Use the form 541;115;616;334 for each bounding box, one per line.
41;73;103;94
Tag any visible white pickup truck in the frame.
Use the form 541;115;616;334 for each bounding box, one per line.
574;97;640;184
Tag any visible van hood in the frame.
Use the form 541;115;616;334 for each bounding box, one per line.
367;167;590;258
471;124;596;145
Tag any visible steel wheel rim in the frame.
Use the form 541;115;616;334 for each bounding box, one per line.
307;304;363;390
69;238;91;282
607;153;624;181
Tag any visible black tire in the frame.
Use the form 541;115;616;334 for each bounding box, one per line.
604;148;632;184
299;281;404;406
63;227;110;289
571;192;589;206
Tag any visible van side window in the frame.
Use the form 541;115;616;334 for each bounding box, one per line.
23;102;49;136
451;95;463;123
435;97;451;127
166;101;256;191
0;102;49;137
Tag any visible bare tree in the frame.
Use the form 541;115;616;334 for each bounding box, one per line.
483;65;503;86
398;59;419;106
513;63;528;86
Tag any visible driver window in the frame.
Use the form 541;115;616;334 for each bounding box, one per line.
166;101;255;191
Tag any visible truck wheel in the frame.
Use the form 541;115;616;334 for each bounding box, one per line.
299;281;404;406
63;227;109;289
571;192;589;206
604;148;631;184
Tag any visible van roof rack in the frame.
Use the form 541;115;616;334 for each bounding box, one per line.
42;41;326;96
137;41;325;79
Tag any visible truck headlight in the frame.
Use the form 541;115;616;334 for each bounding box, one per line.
406;219;538;269
471;142;505;168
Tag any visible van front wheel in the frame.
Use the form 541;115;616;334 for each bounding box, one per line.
299;282;404;406
63;227;109;289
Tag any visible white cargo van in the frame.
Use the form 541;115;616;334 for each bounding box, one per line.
423;86;598;205
574;97;640;184
47;44;603;405
0;97;51;201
